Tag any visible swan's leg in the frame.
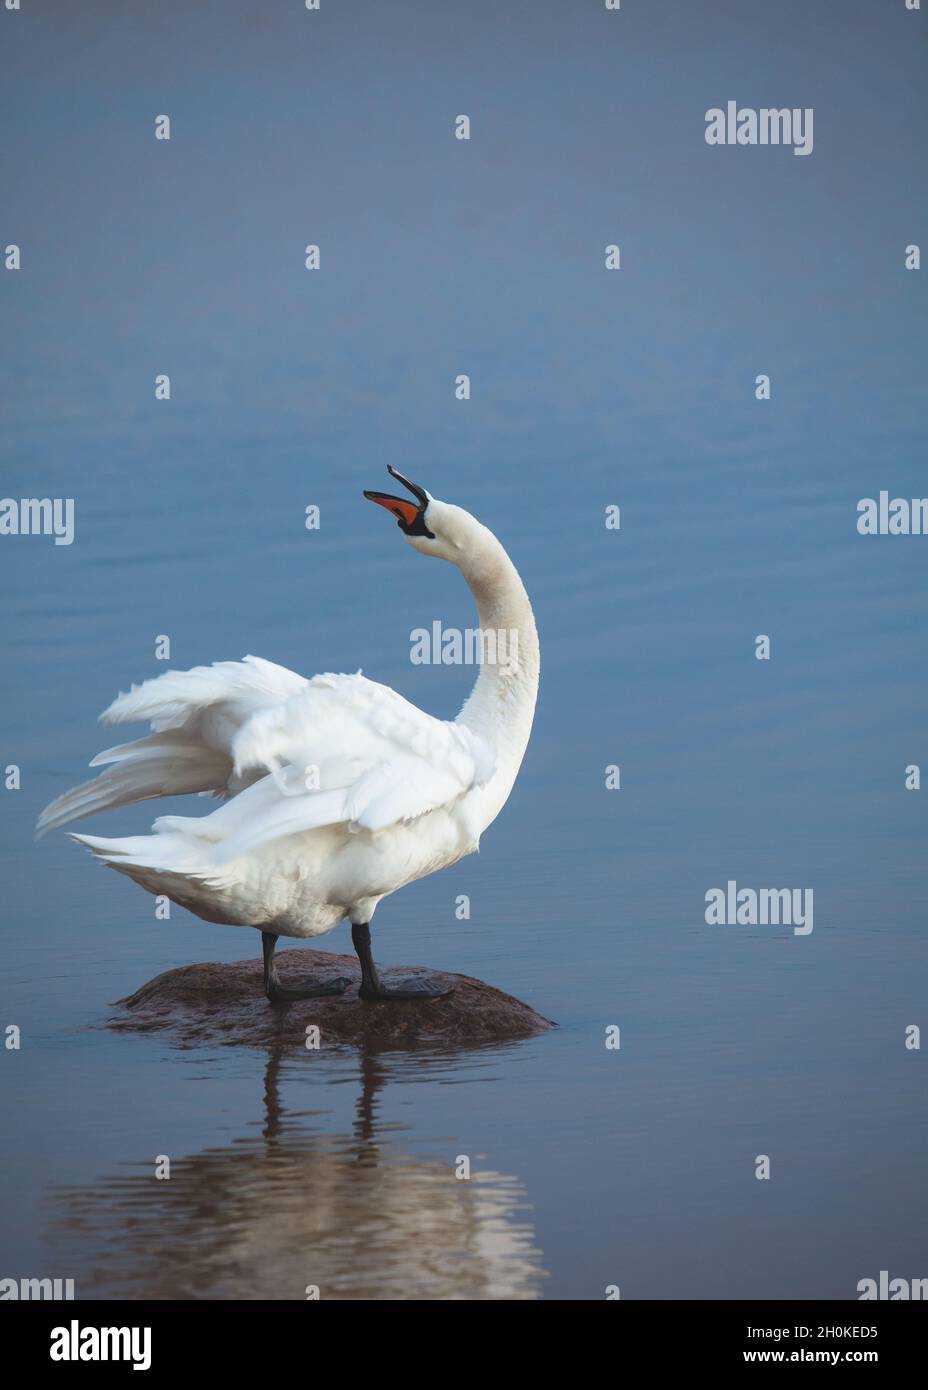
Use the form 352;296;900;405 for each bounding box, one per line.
351;922;453;1001
262;931;351;1003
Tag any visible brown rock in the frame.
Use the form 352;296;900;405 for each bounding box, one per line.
107;947;555;1049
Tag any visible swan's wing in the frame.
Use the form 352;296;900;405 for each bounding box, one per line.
36;656;308;836
100;654;309;734
203;672;496;861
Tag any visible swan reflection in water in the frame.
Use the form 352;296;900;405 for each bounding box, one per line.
48;1045;548;1300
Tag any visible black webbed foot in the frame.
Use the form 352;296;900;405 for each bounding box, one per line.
262;930;351;1005
267;975;351;1004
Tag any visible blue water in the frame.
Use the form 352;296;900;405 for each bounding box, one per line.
1;0;926;1298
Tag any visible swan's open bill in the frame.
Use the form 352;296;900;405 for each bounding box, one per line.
38;467;539;1010
351;923;453;1001
262;931;351;1004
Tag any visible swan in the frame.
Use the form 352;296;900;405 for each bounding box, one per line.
37;469;540;1004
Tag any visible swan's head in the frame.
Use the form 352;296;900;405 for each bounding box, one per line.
364;466;488;565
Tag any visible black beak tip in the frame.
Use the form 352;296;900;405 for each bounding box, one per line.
385;465;428;507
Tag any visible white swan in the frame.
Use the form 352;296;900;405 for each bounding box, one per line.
38;469;540;1003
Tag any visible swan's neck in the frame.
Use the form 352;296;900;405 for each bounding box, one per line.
454;531;539;772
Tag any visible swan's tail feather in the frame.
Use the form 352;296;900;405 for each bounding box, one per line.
68;831;234;897
36;733;231;838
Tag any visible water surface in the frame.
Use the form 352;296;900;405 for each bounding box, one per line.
1;0;926;1299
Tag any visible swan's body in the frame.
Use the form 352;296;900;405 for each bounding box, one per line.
38;471;539;1001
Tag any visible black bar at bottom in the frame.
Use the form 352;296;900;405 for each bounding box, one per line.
4;1298;923;1374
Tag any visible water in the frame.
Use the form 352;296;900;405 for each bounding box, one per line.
1;0;926;1299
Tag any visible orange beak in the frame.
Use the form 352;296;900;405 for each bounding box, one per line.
363;466;434;538
363;492;420;528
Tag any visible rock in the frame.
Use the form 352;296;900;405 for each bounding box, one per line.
106;948;555;1049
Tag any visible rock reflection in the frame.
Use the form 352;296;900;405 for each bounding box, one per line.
48;1047;547;1300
